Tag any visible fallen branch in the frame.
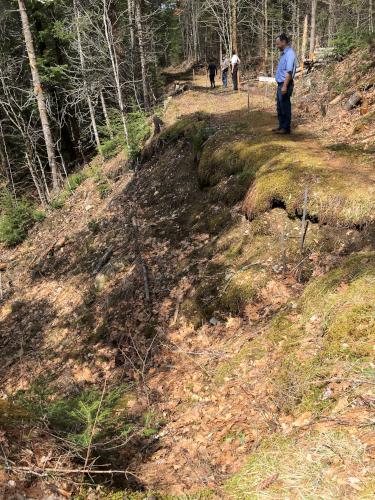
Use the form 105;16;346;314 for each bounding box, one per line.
8;466;139;478
132;216;151;310
93;247;113;275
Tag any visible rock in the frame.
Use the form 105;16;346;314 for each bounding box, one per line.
95;273;108;291
345;92;362;111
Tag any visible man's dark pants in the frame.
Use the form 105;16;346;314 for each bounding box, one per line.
222;69;228;88
209;74;215;88
232;68;238;90
276;82;294;131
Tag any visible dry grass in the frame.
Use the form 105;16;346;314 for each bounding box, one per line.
225;430;375;499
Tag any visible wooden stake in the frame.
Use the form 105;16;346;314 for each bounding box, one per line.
247;82;250;112
300;187;308;251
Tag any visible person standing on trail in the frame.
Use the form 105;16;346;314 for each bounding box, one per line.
273;33;297;134
231;50;241;91
207;60;218;89
221;55;230;88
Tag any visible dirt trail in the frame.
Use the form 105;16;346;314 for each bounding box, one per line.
1;73;375;498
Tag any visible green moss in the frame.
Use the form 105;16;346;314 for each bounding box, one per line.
243;143;375;226
220;268;265;314
159;113;211;148
271;353;332;415
301;253;375;360
97;489;215;500
198;135;285;188
214;347;250;384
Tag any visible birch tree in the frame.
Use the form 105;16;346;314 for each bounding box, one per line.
17;0;59;190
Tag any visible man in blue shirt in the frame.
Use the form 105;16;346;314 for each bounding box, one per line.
273;34;297;134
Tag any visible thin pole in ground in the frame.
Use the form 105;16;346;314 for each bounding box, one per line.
300;187;309;251
247;81;250;113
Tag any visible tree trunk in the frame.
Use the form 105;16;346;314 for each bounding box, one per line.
328;0;335;44
135;0;149;111
370;0;374;33
73;0;101;150
127;0;135;50
309;0;317;58
17;0;59;190
263;0;268;73
0;121;16;197
103;0;129;146
231;0;237;52
100;90;113;139
301;15;308;66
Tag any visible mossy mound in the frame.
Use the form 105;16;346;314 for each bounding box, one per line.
220;268;266;314
198;133;285;189
225;430;374;499
159;113;212;152
267;253;375;417
243;142;375;227
301;252;375;360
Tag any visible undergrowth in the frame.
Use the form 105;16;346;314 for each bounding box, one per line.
98;108;151;160
0;189;45;246
13;379;129;449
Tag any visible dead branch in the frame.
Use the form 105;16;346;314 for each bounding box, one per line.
93;246;113;275
7;466;139;479
131;216;151;310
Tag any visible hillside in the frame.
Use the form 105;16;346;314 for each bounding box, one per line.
1;54;375;499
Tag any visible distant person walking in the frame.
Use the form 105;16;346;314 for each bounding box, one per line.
221;55;230;88
273;33;297;134
207;61;218;89
231;50;241;91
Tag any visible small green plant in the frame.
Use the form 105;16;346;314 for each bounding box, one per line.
98;108;151;161
96;179;112;199
14;382;128;449
51;170;87;209
0;189;45;246
88;219;100;234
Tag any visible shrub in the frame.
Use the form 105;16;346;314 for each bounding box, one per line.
98;108;151;161
0;190;45;246
51;170;87;209
14;381;129;449
334;25;375;57
127;110;152;160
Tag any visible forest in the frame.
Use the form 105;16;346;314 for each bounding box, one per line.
0;0;374;225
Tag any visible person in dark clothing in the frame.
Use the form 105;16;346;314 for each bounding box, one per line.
207;61;218;88
231;50;241;91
